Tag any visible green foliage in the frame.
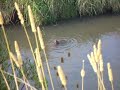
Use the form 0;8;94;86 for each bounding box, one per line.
1;0;120;24
0;30;8;64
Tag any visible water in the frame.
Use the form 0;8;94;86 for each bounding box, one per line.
6;15;120;90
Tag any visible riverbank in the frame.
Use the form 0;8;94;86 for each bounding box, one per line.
0;0;120;25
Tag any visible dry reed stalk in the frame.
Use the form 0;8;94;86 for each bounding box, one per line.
10;52;20;68
15;3;36;64
15;3;36;65
107;63;114;90
9;53;19;90
36;66;45;90
88;52;99;90
14;4;46;89
0;17;19;90
80;60;85;90
15;5;38;85
2;70;37;90
35;48;48;90
90;52;97;73
37;26;54;90
97;40;101;53
28;6;39;64
94;51;101;90
97;39;102;58
35;48;42;67
37;27;45;49
20;69;29;90
99;54;104;90
93;45;98;63
87;54;97;73
57;66;67;90
0;11;4;25
14;41;30;90
28;5;36;32
99;54;103;72
35;48;47;88
96;40;105;90
10;51;29;89
0;66;10;90
14;2;24;25
14;41;23;67
87;40;106;90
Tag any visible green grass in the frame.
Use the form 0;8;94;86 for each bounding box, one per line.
0;0;120;24
0;30;8;64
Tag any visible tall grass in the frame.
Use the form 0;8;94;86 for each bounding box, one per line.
0;2;116;90
1;0;120;25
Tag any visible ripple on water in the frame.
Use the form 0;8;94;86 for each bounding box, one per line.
49;38;78;52
48;38;78;58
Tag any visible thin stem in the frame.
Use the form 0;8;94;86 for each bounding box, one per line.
0;68;10;90
101;71;104;90
82;60;84;90
97;71;106;90
41;83;45;90
1;25;19;90
22;24;36;61
82;77;84;90
34;32;39;49
20;67;29;90
64;86;67;90
1;25;10;52
111;82;114;90
43;50;55;90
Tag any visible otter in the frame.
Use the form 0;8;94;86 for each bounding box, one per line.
55;39;66;45
55;40;60;45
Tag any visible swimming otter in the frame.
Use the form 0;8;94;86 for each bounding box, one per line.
55;39;66;45
55;40;60;45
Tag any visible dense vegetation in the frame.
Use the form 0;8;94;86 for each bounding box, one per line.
0;0;120;25
0;30;8;64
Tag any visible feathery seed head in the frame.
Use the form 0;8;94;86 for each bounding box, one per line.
14;41;20;52
10;52;20;68
37;26;45;49
28;5;36;32
81;60;85;77
57;66;67;86
87;54;93;67
107;63;110;69
107;63;113;82
100;59;103;72
81;69;85;77
0;12;4;25
97;39;102;56
91;52;95;62
97;39;102;50
108;68;113;82
37;67;43;83
14;2;24;25
93;45;99;63
35;48;42;67
14;41;23;66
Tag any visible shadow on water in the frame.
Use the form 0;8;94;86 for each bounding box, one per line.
6;15;120;90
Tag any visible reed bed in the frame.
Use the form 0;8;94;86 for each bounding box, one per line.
0;2;116;90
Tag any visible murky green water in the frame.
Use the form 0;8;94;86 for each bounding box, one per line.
6;15;120;90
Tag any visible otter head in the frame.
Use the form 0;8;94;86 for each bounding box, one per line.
55;40;60;45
